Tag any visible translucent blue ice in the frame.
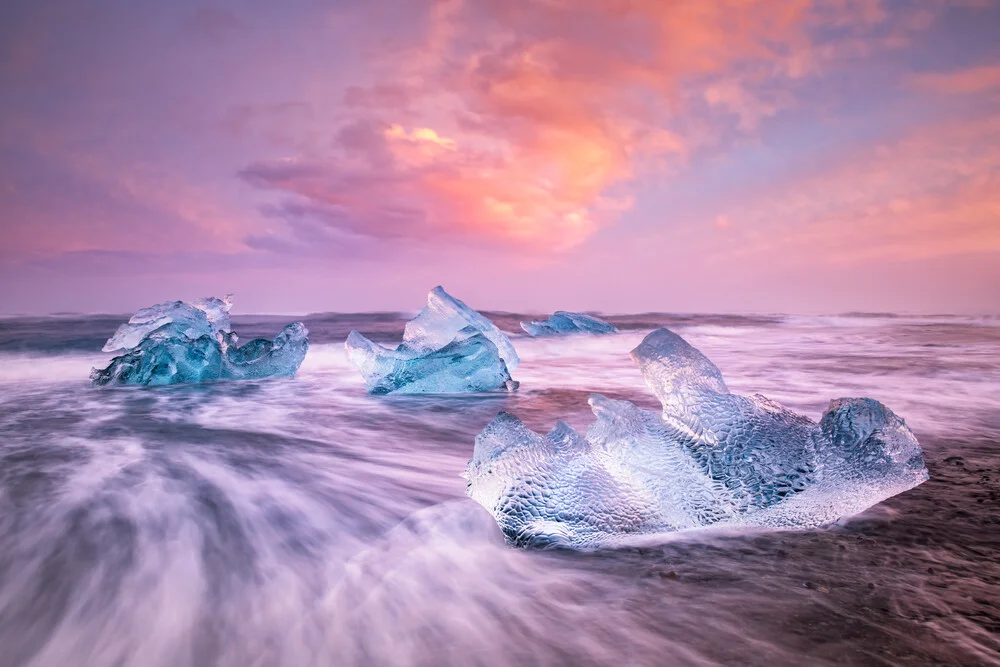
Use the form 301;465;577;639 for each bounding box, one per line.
465;328;928;549
219;323;310;381
92;297;308;386
92;322;225;386
520;311;618;336
102;295;233;352
345;286;519;394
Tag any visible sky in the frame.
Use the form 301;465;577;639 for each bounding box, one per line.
1;0;998;315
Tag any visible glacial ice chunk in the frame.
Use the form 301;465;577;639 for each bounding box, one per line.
102;295;233;352
402;286;519;368
220;322;310;381
92;297;308;386
465;327;928;549
345;287;519;394
91;322;225;386
520;311;618;337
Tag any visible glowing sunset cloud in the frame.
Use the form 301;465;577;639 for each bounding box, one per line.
248;0;813;247
0;0;997;313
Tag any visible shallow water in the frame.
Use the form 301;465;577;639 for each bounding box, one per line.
1;313;998;666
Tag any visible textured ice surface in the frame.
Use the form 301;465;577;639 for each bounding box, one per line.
345;286;519;394
92;298;308;386
220;323;309;381
403;286;519;369
521;311;618;337
92;322;224;386
102;295;233;352
465;328;928;549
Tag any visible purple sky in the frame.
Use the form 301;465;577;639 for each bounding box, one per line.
1;0;998;315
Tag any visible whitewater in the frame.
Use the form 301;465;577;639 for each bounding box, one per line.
1;312;998;666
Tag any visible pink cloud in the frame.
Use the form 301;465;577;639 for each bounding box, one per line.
246;0;935;250
909;64;1000;95
696;111;1000;267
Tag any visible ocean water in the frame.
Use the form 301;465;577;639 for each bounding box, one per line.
1;312;998;667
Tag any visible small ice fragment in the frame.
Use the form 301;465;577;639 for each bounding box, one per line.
221;322;310;380
345;287;519;394
520;311;618;336
403;286;519;369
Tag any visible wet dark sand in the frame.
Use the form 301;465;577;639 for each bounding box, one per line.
1;313;997;666
552;438;1000;666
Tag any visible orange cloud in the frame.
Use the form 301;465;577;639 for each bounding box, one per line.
380;0;818;246
246;0;937;250
703;112;1000;265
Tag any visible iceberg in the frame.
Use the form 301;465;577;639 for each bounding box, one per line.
345;286;519;394
465;328;928;549
520;311;618;336
92;297;308;386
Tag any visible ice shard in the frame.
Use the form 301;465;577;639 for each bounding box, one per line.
92;297;308;386
520;311;618;336
465;328;928;549
345;286;519;394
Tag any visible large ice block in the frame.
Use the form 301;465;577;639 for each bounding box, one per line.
92;297;308;386
520;311;618;336
345;287;519;394
465;328;928;549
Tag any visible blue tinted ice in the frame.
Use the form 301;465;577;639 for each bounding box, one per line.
92;297;308;386
345;286;519;394
465;327;928;549
521;311;618;336
91;322;225;386
403;286;519;368
220;323;310;381
102;295;233;352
